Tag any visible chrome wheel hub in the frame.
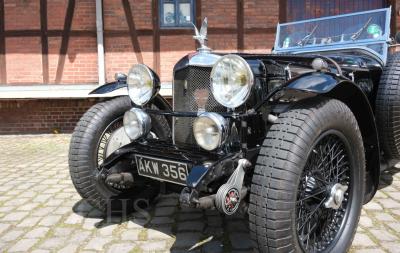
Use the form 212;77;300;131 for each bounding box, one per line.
105;127;131;158
324;183;348;210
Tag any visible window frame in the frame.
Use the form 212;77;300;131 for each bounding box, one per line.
159;0;196;29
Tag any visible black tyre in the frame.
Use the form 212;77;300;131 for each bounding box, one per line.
249;98;365;253
376;52;400;160
69;96;170;212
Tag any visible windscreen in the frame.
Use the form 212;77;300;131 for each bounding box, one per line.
273;8;391;64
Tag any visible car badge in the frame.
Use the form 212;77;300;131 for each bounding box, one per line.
192;17;210;51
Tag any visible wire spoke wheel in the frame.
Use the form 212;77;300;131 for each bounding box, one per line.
249;99;364;253
296;131;351;252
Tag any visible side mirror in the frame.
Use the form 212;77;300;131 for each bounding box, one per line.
394;32;400;44
114;72;127;82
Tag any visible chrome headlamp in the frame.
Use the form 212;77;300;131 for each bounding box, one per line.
127;64;160;106
123;108;151;140
210;54;254;109
193;113;228;151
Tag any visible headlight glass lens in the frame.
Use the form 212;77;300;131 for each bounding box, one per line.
127;64;157;106
193;113;227;151
211;55;254;109
123;108;151;140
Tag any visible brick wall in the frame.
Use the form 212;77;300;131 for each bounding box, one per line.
3;0;99;85
4;1;40;30
1;0;279;86
0;99;99;134
2;0;397;85
0;97;174;134
244;0;279;53
0;0;395;134
103;0;155;81
0;0;280;134
6;37;43;84
4;1;42;84
102;0;277;82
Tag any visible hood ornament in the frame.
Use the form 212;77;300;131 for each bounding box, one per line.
193;17;210;52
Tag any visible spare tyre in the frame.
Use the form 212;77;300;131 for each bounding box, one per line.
376;52;400;160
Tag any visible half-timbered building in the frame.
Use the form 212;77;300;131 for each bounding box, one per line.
0;0;397;133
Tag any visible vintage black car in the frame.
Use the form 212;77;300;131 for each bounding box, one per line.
69;8;400;252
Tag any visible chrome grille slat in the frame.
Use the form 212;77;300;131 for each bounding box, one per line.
173;66;224;145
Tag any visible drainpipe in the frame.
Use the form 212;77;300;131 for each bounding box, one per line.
96;0;106;85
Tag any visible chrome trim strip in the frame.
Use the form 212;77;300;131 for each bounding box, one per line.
188;52;221;67
290;46;386;66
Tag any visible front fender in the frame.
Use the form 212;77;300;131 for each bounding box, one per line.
89;81;127;95
89;81;172;131
286;71;340;93
89;81;172;112
268;72;344;106
272;72;380;203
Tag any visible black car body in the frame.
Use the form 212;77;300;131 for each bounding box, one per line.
70;7;400;253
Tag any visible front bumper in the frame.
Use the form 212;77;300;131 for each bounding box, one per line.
98;139;253;191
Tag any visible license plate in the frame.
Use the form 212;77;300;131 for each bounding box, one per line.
135;155;189;186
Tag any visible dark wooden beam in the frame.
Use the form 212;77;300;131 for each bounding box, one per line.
105;30;151;37
159;29;193;36
40;0;49;83
5;30;43;37
55;0;75;84
245;27;276;34
3;27;276;38
161;27;275;36
152;0;160;74
237;0;244;50
62;30;97;37
122;0;143;64
0;0;6;83
195;0;202;48
5;30;97;37
390;0;397;35
196;0;202;27
279;0;287;23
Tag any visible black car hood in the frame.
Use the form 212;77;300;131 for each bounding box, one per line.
238;48;382;71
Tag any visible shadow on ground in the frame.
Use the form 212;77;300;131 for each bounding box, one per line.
72;196;251;253
72;165;400;253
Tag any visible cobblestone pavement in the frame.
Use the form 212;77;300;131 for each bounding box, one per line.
0;135;399;253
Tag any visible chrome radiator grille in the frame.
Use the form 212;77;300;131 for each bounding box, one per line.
173;66;225;145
